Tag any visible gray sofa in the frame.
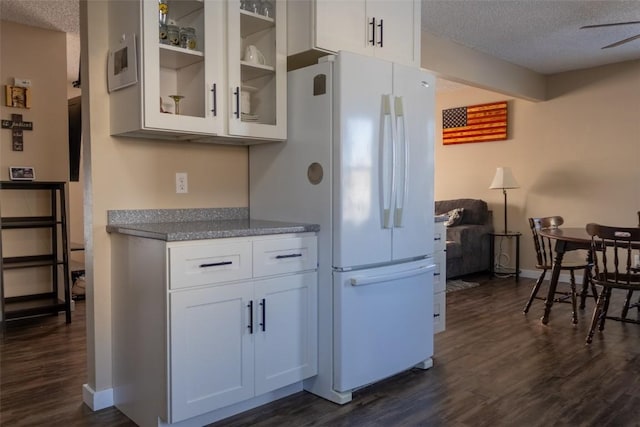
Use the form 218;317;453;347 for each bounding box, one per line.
435;199;494;279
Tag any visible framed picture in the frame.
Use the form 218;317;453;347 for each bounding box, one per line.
4;85;32;109
107;33;138;93
9;166;35;181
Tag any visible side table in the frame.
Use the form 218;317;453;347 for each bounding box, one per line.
489;231;521;281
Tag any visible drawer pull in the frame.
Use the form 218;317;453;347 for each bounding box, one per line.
275;253;302;259
434;237;442;241
199;261;232;268
434;313;441;318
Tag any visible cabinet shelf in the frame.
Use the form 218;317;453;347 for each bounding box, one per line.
241;61;275;80
160;44;204;70
240;10;275;36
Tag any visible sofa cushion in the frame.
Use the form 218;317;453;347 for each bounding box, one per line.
445;208;465;227
435;199;489;225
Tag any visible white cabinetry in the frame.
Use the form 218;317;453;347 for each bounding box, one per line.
109;0;286;144
287;0;420;68
111;233;317;426
433;220;447;333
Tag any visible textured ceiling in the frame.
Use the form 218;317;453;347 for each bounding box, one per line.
2;0;640;86
421;0;640;75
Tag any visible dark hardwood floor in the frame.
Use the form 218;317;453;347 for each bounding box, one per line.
2;274;640;426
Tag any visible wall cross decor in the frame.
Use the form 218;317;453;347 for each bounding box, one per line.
1;114;33;151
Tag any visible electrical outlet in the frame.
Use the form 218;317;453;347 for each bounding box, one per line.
176;172;188;193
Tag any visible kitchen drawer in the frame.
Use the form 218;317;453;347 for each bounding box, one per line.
169;240;252;289
434;223;446;252
253;235;317;278
433;251;446;294
433;291;446;334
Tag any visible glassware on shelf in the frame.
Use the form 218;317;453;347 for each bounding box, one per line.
179;27;197;50
260;0;274;18
169;95;185;115
245;0;259;14
159;23;168;44
159;0;168;25
159;0;169;43
167;24;180;46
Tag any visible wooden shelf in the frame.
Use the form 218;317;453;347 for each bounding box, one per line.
1;181;71;324
3;294;66;320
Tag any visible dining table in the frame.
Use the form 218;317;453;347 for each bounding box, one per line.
537;227;594;325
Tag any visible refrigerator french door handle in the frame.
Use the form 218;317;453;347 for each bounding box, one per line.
381;95;395;229
350;264;436;286
394;96;408;228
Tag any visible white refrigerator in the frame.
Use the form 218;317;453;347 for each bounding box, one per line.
250;51;436;404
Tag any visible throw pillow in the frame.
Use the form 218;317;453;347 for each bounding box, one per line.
445;208;464;227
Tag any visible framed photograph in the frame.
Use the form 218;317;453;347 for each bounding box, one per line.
4;85;32;109
107;33;138;93
9;166;35;181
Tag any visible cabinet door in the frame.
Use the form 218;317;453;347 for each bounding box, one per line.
142;0;225;135
254;272;318;395
315;0;372;57
227;0;287;140
366;0;419;66
169;282;254;423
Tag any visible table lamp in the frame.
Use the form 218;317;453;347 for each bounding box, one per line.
489;167;519;233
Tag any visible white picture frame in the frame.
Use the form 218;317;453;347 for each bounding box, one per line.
9;166;35;181
107;33;138;93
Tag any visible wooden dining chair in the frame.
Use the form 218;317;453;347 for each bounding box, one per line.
524;216;594;324
585;223;640;343
619;211;640;320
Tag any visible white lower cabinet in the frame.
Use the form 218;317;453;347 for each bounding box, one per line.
433;221;447;333
170;271;317;422
111;233;317;426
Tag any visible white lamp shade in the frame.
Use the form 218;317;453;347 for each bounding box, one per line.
489;167;519;189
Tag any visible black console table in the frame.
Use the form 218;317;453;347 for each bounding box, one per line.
489;231;521;282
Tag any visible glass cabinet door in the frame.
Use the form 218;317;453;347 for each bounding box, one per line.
227;0;286;140
143;0;225;136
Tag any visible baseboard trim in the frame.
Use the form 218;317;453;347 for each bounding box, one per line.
83;383;114;411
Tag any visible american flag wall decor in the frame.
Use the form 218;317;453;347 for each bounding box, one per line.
442;101;508;145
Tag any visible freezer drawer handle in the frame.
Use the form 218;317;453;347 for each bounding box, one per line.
199;261;233;268
275;253;302;259
350;264;435;286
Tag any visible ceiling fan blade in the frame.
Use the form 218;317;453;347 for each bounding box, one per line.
581;21;640;29
602;33;640;49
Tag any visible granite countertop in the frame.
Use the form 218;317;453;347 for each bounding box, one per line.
107;219;319;241
106;208;319;242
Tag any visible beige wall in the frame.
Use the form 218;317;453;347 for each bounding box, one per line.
435;59;640;273
0;21;69;300
83;1;248;395
1;21;68;180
